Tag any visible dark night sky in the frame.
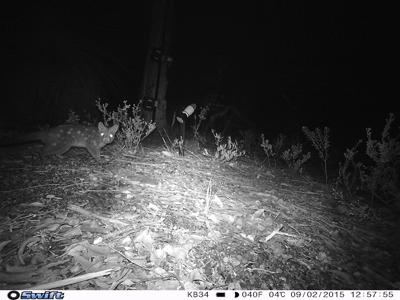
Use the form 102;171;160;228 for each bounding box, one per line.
1;0;399;146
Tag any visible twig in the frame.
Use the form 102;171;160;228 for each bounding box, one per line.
30;269;113;290
68;205;129;226
263;224;283;242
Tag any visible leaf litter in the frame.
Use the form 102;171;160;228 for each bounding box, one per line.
0;139;399;290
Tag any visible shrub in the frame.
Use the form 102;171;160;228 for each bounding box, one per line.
192;105;209;145
359;113;400;208
261;133;285;168
96;99;156;154
212;129;245;164
65;109;98;126
336;140;363;196
303;126;330;184
281;143;311;174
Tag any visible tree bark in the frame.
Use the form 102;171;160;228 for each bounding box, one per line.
140;0;174;131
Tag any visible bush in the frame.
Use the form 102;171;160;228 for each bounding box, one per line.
212;129;245;164
281;143;311;174
359;113;400;208
96;100;155;154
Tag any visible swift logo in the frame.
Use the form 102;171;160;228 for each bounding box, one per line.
7;291;64;299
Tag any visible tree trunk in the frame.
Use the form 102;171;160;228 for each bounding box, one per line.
140;0;174;131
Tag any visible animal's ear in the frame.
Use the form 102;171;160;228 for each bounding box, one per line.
110;124;119;134
98;122;106;131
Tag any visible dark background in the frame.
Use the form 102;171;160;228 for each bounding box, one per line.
1;0;398;147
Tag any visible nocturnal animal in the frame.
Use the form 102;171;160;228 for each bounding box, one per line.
0;122;119;163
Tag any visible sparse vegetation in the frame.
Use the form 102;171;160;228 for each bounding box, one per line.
260;134;274;168
96;99;156;154
261;133;285;168
281;143;311;174
192;105;209;145
302;126;330;184
1;101;399;290
65;109;98;126
336;140;363;196
359;114;400;208
212;129;246;164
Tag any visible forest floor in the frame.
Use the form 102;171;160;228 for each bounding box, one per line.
0;133;399;290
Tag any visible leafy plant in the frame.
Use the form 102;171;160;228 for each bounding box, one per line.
96;99;156;154
261;134;274;168
336;140;363;196
281;144;311;174
273;134;285;159
65;109;98;126
192;105;209;145
303;126;330;184
261;133;285;168
65;110;81;125
212;129;245;164
359;113;400;208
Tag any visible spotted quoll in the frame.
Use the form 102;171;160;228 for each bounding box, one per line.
0;122;118;163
